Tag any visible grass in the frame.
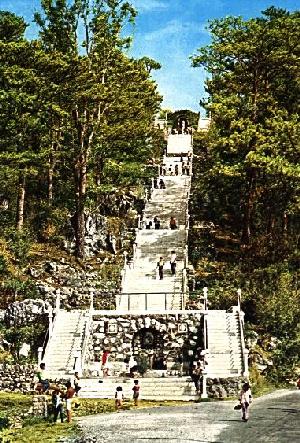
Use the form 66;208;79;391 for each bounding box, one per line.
1;420;78;443
0;393;189;443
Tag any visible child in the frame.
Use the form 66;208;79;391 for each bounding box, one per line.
132;380;140;406
65;381;76;423
52;389;64;423
115;386;124;411
74;372;81;396
239;382;252;422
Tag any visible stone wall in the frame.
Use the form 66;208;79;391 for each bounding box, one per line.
0;364;35;393
4;299;50;327
207;377;245;399
89;312;203;374
30;261;119;310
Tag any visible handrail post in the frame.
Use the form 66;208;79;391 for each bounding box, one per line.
55;289;61;313
203;287;208;351
145;293;147;310
237;288;241;311
89;290;94;313
38;347;43;365
165;293;167;310
128;294;130;311
48;306;53;338
201;367;208;399
203;286;208;311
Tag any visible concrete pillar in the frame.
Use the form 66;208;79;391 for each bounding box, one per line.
203;287;208;310
243;348;249;377
38;347;43;365
123;251;128;266
201;371;208;399
48;306;53;338
89;289;94;312
237;288;242;311
55;289;61;313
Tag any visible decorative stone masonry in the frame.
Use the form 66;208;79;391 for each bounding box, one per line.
4;299;50;327
207;377;245;399
90;312;204;373
32;395;48;417
0;364;35;393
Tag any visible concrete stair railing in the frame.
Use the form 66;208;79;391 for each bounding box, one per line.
206;310;243;377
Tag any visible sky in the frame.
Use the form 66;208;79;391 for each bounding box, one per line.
1;0;299;113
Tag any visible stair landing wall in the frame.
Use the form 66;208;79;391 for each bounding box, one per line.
87;311;204;375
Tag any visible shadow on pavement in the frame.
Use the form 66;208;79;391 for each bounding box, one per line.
267;407;300;414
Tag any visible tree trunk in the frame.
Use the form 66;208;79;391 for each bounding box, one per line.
241;169;256;246
74;151;87;258
96;156;104;206
16;172;26;231
48;142;58;205
48;160;54;205
72;106;94;258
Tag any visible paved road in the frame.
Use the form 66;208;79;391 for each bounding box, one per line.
77;390;300;443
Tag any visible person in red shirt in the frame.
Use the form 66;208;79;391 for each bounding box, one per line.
132;379;140;406
101;350;110;377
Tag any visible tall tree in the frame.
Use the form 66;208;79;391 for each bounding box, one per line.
35;0;161;257
0;10;27;42
192;8;300;252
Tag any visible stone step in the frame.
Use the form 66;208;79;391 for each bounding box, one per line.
78;377;199;400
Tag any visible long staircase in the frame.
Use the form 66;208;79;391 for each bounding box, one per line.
206;310;243;377
118;175;190;311
41;133;247;397
42;310;89;379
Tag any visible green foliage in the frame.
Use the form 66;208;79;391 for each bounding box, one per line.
136;353;150;375
3;229;32;266
0;10;27;42
192;8;300;250
0;255;7;275
4;323;46;361
190;10;300;381
0;3;162;258
1;277;39;303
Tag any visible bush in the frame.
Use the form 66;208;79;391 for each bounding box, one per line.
0;255;7;275
4;228;32;267
136;353;150;375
